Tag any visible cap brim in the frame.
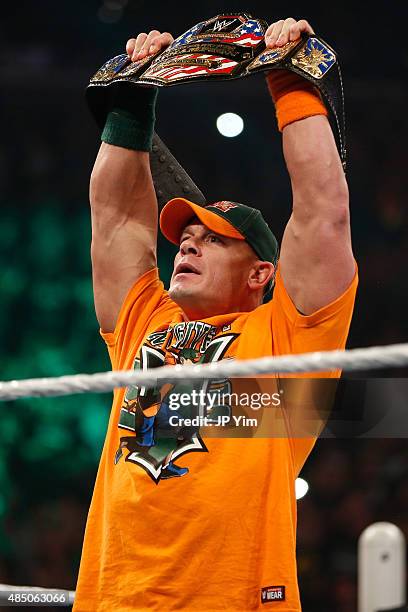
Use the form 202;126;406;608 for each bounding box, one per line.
160;198;245;245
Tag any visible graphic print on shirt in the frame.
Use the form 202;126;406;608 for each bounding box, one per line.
114;321;239;483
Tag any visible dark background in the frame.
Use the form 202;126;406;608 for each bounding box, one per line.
0;2;407;611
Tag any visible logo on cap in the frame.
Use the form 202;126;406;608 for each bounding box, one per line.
209;201;238;213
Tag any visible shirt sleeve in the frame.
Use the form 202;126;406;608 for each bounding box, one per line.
100;267;180;370
271;262;358;357
270;263;359;475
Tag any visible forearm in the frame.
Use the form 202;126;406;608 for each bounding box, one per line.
264;20;349;223
90;86;159;242
282;115;349;223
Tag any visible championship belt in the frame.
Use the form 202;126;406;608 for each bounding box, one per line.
87;12;346;168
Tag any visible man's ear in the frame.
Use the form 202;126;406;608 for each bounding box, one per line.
248;262;275;291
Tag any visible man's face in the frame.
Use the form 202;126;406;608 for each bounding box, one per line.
168;221;259;319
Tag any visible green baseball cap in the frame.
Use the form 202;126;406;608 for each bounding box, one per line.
160;198;279;265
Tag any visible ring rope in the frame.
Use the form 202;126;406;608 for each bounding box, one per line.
1;342;408;401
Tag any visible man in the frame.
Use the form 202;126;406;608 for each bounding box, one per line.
74;17;357;611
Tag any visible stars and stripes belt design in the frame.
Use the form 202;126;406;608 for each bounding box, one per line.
86;12;346;169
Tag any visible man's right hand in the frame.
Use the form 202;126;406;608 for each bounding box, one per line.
125;30;174;63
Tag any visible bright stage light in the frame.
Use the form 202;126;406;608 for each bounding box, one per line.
216;113;244;138
295;477;309;500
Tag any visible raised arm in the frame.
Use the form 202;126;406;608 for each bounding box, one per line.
265;18;355;315
90;30;173;332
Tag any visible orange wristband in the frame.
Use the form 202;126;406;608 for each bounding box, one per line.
266;70;328;131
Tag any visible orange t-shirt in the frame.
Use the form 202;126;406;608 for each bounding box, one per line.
74;265;358;612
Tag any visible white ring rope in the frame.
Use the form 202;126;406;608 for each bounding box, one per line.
1;342;408;402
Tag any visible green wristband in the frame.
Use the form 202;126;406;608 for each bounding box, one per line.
101;86;158;152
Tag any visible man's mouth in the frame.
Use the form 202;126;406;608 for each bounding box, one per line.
174;262;201;277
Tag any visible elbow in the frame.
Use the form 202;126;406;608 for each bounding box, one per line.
90;167;111;210
321;179;350;227
293;174;350;227
89;168;104;210
332;196;350;230
306;206;351;250
326;179;350;227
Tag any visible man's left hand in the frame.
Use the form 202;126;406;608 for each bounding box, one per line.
265;18;314;48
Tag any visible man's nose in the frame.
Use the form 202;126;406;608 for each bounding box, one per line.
180;238;201;256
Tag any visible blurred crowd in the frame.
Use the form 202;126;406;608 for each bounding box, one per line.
298;439;408;611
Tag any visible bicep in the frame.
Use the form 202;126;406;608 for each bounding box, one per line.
279;211;355;315
91;220;157;333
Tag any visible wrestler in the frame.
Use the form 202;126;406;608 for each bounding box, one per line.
74;17;357;611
